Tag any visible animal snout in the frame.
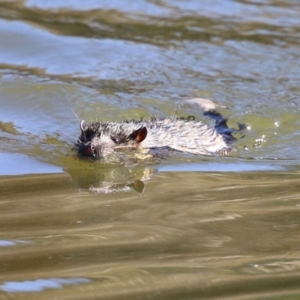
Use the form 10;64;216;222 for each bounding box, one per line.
93;145;114;158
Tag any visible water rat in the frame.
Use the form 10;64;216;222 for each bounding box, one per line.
74;98;238;158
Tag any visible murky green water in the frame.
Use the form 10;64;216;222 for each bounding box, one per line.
1;0;300;299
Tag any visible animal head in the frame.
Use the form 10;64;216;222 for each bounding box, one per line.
75;120;148;158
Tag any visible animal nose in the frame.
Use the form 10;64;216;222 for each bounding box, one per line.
82;144;93;156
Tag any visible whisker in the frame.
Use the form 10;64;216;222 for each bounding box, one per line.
70;108;81;122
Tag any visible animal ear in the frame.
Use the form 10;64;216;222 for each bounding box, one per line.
80;120;90;132
129;127;147;143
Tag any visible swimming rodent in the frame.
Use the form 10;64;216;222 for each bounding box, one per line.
74;98;239;158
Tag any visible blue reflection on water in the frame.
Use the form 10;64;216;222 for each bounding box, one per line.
158;162;285;173
0;278;91;293
0;240;29;247
0;153;62;176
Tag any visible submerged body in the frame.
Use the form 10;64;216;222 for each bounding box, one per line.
75;111;235;158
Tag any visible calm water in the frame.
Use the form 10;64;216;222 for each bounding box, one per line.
1;0;300;299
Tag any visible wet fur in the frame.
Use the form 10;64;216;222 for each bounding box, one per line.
74;111;236;158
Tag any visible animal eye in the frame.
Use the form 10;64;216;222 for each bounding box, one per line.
111;136;119;144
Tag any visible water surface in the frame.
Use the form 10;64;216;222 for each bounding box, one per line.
1;0;300;299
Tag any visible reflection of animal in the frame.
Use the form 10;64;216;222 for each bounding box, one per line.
74;99;238;158
89;180;145;194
